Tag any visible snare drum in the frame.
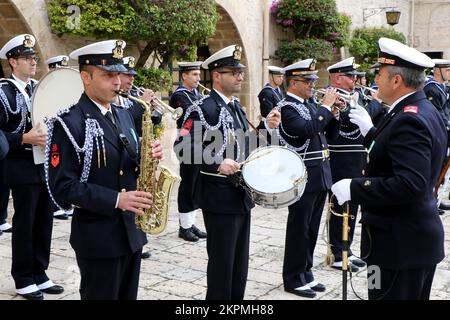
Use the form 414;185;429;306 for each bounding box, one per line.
241;146;307;209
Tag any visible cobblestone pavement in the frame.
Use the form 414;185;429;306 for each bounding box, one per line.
0;130;449;300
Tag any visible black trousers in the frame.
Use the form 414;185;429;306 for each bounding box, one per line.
368;265;436;300
0;183;9;225
10;183;53;289
177;163;199;213
329;196;359;261
202;210;251;300
283;191;327;289
76;249;142;300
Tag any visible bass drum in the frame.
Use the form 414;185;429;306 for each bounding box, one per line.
241;146;307;209
31;67;84;164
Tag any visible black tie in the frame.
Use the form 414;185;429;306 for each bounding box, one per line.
228;101;245;129
25;83;32;97
105;111;116;127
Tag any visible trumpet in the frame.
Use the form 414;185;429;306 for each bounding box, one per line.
355;84;390;108
116;89;183;121
197;82;211;95
313;88;360;112
355;83;378;94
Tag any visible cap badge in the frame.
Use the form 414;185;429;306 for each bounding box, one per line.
112;40;124;59
310;61;316;71
23;35;33;48
377;57;396;65
128;57;135;68
233;45;242;61
61;56;68;66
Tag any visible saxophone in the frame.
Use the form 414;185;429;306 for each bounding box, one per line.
116;90;182;235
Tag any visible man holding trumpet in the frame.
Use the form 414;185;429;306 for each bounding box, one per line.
169;61;207;242
277;58;340;298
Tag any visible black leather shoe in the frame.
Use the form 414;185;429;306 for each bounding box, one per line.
438;208;445;215
18;290;44;300
285;287;316;298
439;202;450;210
309;283;326;292
191;225;207;238
179;227;199;242
54;213;69;220
141;251;152;259
349;256;366;268
40;285;64;294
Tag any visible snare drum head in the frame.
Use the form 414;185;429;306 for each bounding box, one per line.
31;67;83;128
242;146;306;194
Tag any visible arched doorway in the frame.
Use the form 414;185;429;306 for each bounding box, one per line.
0;0;45;78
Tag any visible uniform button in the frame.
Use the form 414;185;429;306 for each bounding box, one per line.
364;180;371;187
135;167;138;172
119;170;124;176
362;170;365;175
121;188;126;192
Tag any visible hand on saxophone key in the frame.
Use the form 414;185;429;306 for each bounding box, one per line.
118;191;153;216
151;140;164;160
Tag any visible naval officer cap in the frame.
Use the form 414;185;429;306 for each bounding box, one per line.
432;59;450;68
372;38;434;70
283;58;319;79
69;39;127;72
178;61;203;72
268;65;285;75
122;56;137;75
327;57;358;75
45;55;69;69
202;45;245;70
0;34;36;59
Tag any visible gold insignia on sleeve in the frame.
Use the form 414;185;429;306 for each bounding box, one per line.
318;115;324;121
364;180;371;187
23;35;33;48
112;40;124;59
233;45;242;60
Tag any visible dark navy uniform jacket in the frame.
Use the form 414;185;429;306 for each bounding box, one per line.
0;78;41;184
175;89;254;214
170;86;203;129
257;84;283;129
279;94;340;193
351;91;447;269
48;93;146;259
0;130;8;159
423;77;450;139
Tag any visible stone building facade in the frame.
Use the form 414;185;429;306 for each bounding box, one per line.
1;0;449;122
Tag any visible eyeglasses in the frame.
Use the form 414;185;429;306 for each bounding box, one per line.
17;55;40;63
218;70;245;78
294;79;317;86
341;74;357;80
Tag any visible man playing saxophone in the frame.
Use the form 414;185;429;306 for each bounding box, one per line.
47;40;163;300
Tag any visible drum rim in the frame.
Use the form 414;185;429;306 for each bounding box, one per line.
241;145;307;194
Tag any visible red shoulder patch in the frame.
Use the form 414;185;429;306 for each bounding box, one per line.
180;119;193;137
403;105;418;114
51;144;60;168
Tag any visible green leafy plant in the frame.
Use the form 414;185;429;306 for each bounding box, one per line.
271;0;351;63
133;67;172;93
349;27;407;65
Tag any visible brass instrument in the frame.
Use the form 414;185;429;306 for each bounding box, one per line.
197;83;211;95
355;84;390;108
313;89;360;112
115;90;180;235
131;85;183;120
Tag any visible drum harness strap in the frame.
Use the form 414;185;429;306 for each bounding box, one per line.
44;106;106;210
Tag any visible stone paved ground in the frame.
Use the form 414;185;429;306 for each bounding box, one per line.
0;129;449;300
